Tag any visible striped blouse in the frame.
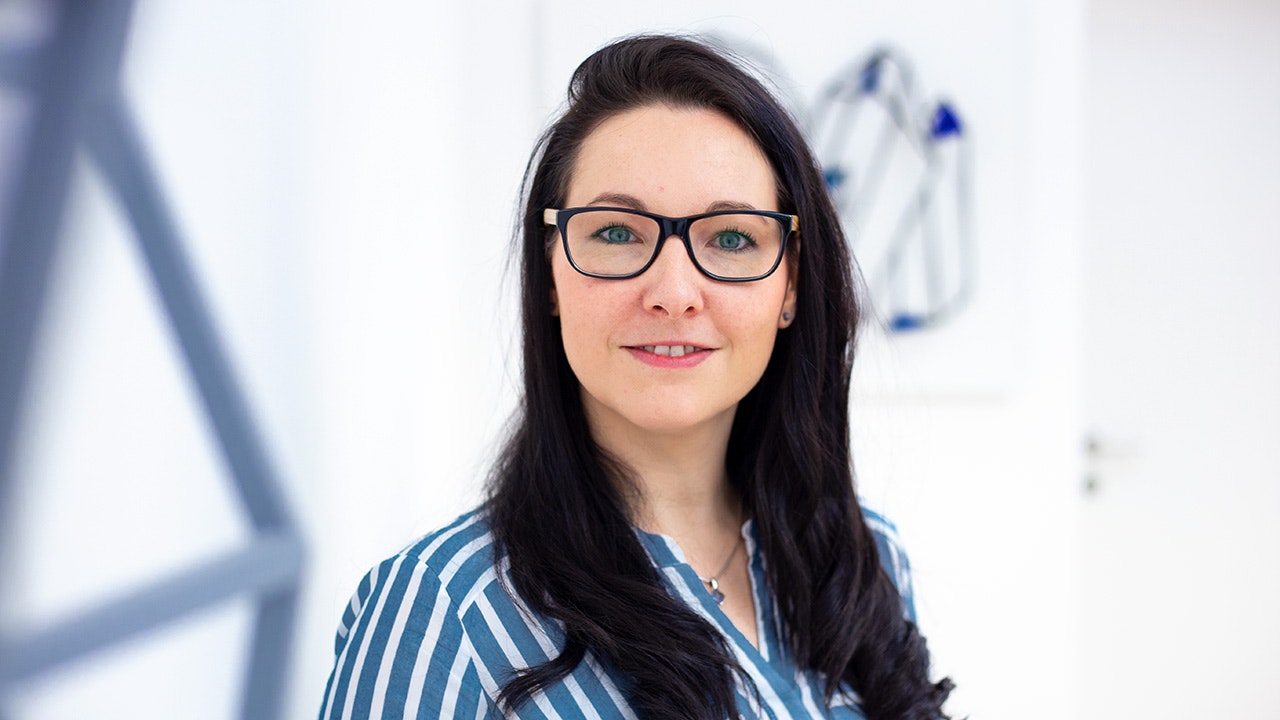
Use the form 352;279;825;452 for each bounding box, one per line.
319;508;916;719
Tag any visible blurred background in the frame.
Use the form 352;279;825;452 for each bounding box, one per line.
0;0;1276;718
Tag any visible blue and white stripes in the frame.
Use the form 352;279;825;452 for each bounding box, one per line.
863;508;917;624
319;508;916;719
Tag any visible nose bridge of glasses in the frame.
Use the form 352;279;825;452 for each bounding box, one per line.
651;214;702;270
656;214;691;241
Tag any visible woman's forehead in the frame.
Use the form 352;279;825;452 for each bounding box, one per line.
564;104;778;213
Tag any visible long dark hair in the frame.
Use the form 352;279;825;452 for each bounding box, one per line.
487;34;952;719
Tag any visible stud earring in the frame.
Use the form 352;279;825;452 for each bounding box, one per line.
782;312;793;322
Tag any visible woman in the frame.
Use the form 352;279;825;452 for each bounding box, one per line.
320;35;952;719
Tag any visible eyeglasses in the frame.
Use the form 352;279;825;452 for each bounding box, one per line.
544;206;798;282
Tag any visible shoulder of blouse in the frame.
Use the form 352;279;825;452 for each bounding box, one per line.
860;505;919;623
319;510;510;719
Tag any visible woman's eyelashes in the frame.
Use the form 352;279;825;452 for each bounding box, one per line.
591;223;643;245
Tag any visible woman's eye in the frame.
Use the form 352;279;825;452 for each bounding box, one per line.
594;225;635;244
714;231;752;251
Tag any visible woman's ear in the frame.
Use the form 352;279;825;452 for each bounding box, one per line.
550;287;560;317
778;287;797;328
778;239;799;328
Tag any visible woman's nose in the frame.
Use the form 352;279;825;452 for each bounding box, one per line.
641;235;704;317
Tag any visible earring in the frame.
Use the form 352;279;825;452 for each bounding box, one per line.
782;312;793;322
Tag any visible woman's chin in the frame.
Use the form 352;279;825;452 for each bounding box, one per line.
583;392;738;441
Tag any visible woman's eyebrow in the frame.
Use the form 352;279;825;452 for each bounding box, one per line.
584;194;764;214
705;200;761;212
585;192;646;209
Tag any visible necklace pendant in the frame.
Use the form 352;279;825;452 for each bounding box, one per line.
705;577;725;604
699;535;741;606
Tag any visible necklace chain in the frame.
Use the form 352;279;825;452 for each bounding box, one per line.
697;534;742;605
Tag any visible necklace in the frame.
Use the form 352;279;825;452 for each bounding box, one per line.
697;534;743;604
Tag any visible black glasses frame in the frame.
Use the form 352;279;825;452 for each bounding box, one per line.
544;206;799;282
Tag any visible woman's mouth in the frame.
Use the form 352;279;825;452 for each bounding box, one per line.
637;344;704;357
625;344;713;368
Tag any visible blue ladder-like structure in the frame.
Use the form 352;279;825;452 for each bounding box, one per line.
0;2;304;717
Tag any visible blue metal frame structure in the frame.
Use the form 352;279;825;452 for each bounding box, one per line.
810;48;973;332
0;2;304;717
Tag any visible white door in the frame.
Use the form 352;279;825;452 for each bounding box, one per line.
1080;0;1280;717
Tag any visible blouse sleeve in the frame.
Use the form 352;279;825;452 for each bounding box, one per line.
317;555;499;719
861;507;919;624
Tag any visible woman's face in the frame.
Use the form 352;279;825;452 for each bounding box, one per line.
551;104;797;440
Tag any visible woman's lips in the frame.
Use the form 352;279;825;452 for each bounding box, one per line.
638;344;701;357
624;344;713;368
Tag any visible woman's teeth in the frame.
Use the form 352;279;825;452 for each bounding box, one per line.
642;345;700;357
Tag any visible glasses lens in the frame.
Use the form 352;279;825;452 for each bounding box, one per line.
563;209;660;276
688;213;785;279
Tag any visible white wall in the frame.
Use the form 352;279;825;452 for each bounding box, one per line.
1079;0;1280;716
2;2;1091;719
299;2;537;717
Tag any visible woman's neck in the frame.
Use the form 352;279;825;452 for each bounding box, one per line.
585;402;743;552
